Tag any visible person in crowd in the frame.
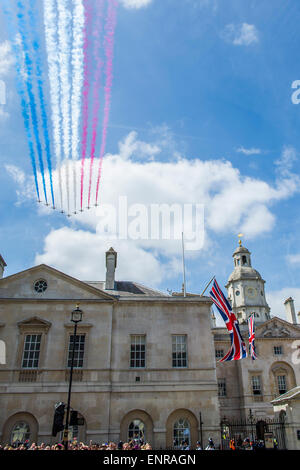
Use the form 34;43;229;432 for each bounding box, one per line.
205;437;215;450
195;441;202;450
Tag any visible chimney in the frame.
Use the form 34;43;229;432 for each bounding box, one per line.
284;297;297;324
0;254;7;279
105;248;117;290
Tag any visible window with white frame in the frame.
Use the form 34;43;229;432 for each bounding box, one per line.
130;335;146;368
67;334;85;368
173;419;190;449
22;334;41;369
172;335;187;368
218;378;227;397
274;345;283;356
128;420;145;442
277;375;287;394
252;375;262;395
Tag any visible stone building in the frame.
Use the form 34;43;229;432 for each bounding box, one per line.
213;241;300;428
0;241;299;448
0;248;220;448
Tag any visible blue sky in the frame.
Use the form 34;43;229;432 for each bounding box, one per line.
0;0;300;319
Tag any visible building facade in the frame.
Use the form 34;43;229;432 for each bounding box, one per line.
0;242;299;448
213;242;300;429
0;248;219;448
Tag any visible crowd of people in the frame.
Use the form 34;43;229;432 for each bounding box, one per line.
0;436;277;451
227;436;278;451
0;439;153;451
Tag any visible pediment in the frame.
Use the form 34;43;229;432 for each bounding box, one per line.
18;316;51;332
257;317;299;338
0;264;116;301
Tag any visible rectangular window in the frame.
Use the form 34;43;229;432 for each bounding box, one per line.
67;334;85;368
130;335;146;368
277;375;287;395
22;334;41;369
215;349;224;359
218;378;227;397
172;335;187;368
274;346;283;355
252;375;262;395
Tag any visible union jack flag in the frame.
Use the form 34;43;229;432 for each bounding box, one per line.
210;278;247;362
248;314;257;360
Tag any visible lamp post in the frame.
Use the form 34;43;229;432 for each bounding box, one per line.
248;408;255;444
63;304;83;450
199;412;203;449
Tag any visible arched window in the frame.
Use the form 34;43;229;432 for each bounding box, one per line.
128;420;145;442
242;255;247;265
173;418;190;448
11;422;30;445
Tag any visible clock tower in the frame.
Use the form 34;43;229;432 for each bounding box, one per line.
226;239;271;324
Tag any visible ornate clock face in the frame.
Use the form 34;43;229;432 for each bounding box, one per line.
246;287;257;299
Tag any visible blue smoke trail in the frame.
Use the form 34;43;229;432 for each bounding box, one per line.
3;1;40;200
27;0;55;207
16;1;48;204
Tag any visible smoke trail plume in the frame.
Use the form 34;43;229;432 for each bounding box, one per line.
95;0;118;205
28;0;55;207
80;0;92;211
87;0;105;208
17;1;48;204
43;0;63;209
3;1;40;200
57;0;72;214
71;0;85;213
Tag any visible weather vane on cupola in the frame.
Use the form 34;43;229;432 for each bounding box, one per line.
238;233;244;247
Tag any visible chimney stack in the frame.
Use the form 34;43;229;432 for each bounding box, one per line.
284;297;297;324
105;248;117;290
0;254;7;279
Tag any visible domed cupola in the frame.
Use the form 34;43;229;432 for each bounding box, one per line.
226;237;271;324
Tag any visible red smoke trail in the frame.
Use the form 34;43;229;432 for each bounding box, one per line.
87;0;105;208
80;0;92;211
95;0;118;206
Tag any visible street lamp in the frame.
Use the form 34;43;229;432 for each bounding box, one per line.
248;408;255;444
63;304;83;450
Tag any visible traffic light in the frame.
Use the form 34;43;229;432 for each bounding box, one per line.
69;410;78;426
52;402;65;437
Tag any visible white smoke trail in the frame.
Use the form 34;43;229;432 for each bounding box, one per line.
43;0;63;209
71;0;84;214
57;0;72;214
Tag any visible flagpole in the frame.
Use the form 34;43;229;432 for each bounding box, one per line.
200;275;215;296
182;232;186;297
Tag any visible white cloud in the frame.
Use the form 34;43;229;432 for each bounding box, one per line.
119;0;153;9
0;108;9;120
267;288;300;322
7;134;300;282
0;41;14;77
237;146;262;155
221;23;259;46
5;164;35;204
240;205;275;238
286;254;300;265
119;131;160;160
275;146;297;176
34;226;175;286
